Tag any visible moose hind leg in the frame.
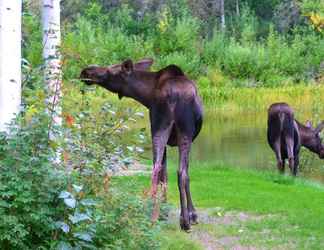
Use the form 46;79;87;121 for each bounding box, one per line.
151;124;173;222
177;135;192;231
186;171;197;225
159;149;168;203
273;140;284;173
285;136;295;175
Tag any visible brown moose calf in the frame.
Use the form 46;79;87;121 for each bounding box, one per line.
267;102;324;175
80;59;203;231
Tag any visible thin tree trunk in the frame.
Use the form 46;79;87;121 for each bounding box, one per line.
220;0;225;30
0;1;22;132
236;0;240;16
42;0;62;126
42;0;62;162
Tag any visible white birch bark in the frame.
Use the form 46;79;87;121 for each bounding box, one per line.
0;0;22;132
220;0;225;30
42;0;62;128
236;0;240;16
42;0;62;163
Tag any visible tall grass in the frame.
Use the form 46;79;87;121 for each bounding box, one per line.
200;85;324;111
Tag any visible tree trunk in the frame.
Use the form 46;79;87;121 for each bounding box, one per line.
42;0;62;127
42;0;62;162
220;0;225;30
0;1;22;132
236;0;240;16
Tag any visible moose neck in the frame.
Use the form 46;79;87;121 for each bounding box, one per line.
121;71;157;108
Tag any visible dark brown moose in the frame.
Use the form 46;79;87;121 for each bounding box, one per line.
267;103;324;175
80;59;203;231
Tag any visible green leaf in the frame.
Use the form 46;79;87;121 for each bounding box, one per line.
59;191;72;199
64;197;76;208
69;212;91;224
80;199;97;206
55;221;70;233
73;232;93;242
72;184;83;193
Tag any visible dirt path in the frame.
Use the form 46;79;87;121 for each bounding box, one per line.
167;208;287;250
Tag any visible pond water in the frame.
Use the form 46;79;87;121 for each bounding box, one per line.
139;108;324;183
188;109;324;182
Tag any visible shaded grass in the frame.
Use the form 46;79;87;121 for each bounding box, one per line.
115;161;324;249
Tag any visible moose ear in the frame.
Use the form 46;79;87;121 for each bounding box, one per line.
314;121;324;134
121;59;134;75
306;120;313;128
134;58;154;71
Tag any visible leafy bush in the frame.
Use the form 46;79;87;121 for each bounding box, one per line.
157;51;201;78
0;63;156;249
92;184;160;249
0;114;67;249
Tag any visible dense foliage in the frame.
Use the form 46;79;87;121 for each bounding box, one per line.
24;0;324;90
0;74;157;249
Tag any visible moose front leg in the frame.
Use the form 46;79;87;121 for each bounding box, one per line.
151;125;173;222
293;154;299;176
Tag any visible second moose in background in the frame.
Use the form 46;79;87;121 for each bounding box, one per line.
267;103;324;176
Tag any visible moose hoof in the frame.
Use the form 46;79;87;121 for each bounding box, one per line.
189;212;198;225
180;217;191;232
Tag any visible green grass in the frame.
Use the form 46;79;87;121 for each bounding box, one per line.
65;84;324;114
116;161;324;249
158;224;203;250
200;85;324;112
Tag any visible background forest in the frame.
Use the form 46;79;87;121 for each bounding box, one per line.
0;0;324;249
24;0;324;90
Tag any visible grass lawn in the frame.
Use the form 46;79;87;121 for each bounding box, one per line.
116;161;324;249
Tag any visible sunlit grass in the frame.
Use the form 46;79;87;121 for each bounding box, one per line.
117;161;324;249
200;85;324;112
66;82;324;114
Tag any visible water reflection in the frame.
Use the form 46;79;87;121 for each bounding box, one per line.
188;109;324;182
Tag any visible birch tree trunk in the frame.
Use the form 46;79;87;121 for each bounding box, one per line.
42;0;62;163
42;0;62;128
220;0;225;30
0;1;22;132
236;0;240;16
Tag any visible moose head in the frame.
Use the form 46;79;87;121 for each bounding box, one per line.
80;58;154;106
303;120;324;159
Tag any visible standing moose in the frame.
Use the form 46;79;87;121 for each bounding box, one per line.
267;103;324;175
80;59;203;231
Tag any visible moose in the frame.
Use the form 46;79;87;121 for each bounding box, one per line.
80;58;203;231
267;102;324;175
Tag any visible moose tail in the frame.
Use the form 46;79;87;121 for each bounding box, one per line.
279;112;285;132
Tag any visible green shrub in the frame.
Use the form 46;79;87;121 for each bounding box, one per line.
157;51;201;78
0;114;67;249
0;61;157;248
92;184;160;249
